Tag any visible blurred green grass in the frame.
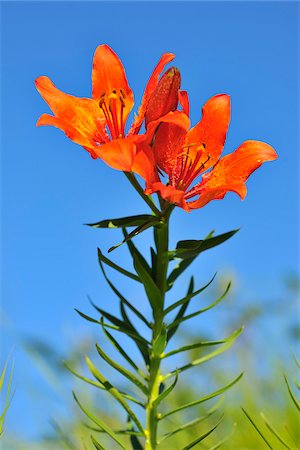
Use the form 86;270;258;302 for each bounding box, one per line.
1;272;299;449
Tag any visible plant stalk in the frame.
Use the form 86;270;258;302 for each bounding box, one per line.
145;217;170;450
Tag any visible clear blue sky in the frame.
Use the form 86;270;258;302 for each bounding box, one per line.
1;0;299;442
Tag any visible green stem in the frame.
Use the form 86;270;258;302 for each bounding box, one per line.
124;172;162;217
145;216;170;450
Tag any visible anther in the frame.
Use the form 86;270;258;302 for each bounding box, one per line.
119;95;125;108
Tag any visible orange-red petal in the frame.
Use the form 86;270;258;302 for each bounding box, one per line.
185;94;231;173
178;90;190;117
91;135;157;184
186;140;278;209
146;182;188;211
92;44;134;124
128;52;175;135
35;76;107;148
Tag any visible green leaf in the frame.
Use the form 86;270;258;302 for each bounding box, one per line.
87;214;158;229
0;359;14;435
167;282;231;333
167;276;194;342
95;343;148;395
133;254;162;313
164;326;243;358
182;415;223;450
284;374;300;412
86;357;146;436
158;402;220;443
152;372;178;408
242;408;273;449
97;258;150;328
172;229;239;259
150;247;157;280
73;391;129;449
98;248;140;283
100;321;149;347
260;412;293;450
91;435;105;450
164;273;216;316
100;322;140;375
167;258;196;291
123;228;152;278
164;327;243;379
75;308;150;363
64;361;144;407
109;221;160;253
167;230;215;290
152;323;167;357
160;372;243;419
118;303;150;366
130;434;143;450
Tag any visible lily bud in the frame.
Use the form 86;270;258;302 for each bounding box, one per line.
145;67;181;127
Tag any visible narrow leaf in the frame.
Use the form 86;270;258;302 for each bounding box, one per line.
173;229;239;259
97;259;150;327
164;273;216;316
159;402;220;443
242;408;273;449
167;276;194;342
73;392;128;449
284;374;300;412
167;282;231;332
130;434;143;450
65;361;144;407
152;323;167;357
182;415;223;450
100;322;140;374
260;412;292;450
95;344;148;395
98;248;140;283
109;221;159;253
164;326;243;358
86;357;145;436
152;372;178;408
164;327;243;379
91;435;105;450
167;230;215;289
161;372;243;419
123;228;152;278
133;254;162;312
88;214;157;229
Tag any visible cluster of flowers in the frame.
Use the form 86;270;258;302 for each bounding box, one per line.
35;45;277;211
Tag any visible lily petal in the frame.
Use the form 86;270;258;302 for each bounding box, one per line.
128;52;175;135
185;94;231;173
186;140;278;209
146;182;188;211
92;44;134;124
91;135;157;184
35;76;107;148
178;90;190;117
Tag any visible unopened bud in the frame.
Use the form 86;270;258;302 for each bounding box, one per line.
145;67;181;127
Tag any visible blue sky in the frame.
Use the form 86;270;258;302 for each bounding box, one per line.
1;0;299;442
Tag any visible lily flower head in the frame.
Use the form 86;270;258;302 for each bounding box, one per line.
145;92;278;211
35;44;179;181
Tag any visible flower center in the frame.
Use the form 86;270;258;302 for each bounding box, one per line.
99;89;127;140
171;144;210;191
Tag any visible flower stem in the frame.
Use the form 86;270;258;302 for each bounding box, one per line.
124;172;162;217
145;216;170;450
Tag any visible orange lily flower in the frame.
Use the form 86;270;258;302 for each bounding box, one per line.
35;44;177;181
145;93;278;211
